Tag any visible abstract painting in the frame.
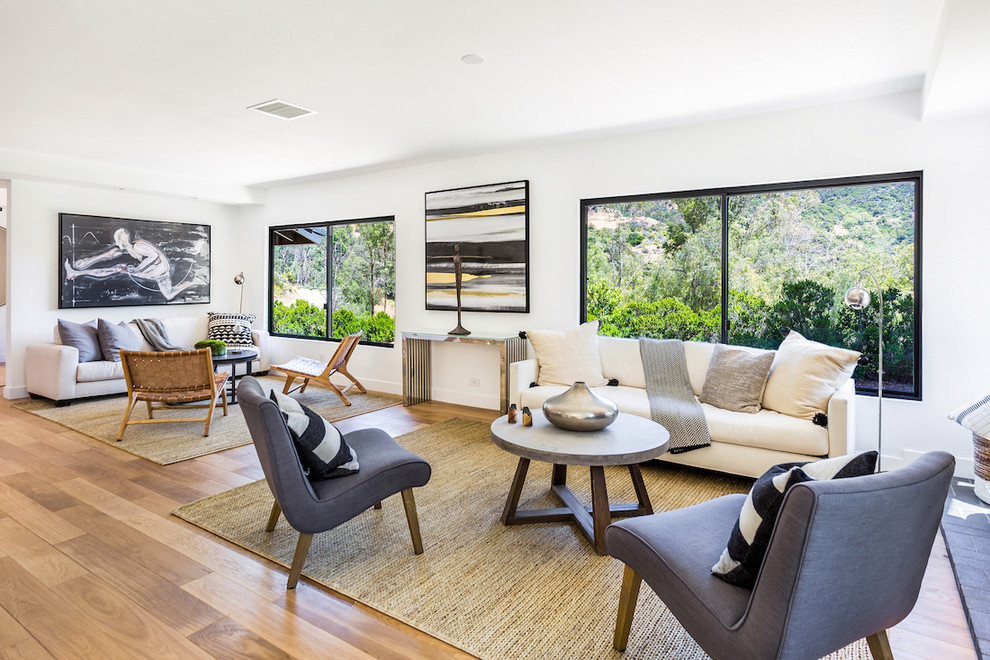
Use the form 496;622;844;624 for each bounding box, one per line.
59;213;211;308
425;180;529;313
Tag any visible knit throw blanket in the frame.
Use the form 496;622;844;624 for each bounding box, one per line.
640;338;711;454
134;318;185;352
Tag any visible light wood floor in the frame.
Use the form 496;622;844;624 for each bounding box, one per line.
0;393;976;659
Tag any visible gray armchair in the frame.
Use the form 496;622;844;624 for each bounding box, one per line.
605;451;955;660
237;376;432;589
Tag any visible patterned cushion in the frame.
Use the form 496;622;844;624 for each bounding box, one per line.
948;395;990;438
712;451;878;587
207;312;256;350
57;319;102;362
269;390;359;480
699;344;775;414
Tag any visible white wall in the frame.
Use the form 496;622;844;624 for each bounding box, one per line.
5;180;239;399
241;91;990;476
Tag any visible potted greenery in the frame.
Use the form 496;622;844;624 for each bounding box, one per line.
194;339;227;357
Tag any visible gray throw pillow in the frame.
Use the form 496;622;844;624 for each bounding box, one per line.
699;344;775;414
97;319;140;362
57;319;102;362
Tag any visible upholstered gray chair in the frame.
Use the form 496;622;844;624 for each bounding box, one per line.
605;451;955;660
237;376;431;589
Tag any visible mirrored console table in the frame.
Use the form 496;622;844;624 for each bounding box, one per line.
401;331;528;413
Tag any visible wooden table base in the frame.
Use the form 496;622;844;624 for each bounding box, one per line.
500;458;654;555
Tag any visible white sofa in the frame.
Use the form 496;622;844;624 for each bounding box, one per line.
25;316;271;404
509;336;855;479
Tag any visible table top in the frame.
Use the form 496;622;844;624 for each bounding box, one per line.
491;410;670;466
212;349;258;363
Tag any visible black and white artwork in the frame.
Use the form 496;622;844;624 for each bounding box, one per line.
59;213;211;308
425;180;529;313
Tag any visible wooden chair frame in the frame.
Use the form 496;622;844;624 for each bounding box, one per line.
117;349;229;441
275;331;367;405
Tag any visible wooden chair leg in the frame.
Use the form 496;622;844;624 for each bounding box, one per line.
866;630;894;660
400;488;424;554
287;533;314;589
338;366;367;393
614;565;642;651
145;400;154;419
281;376;295;394
299;378;310;394
325;380;351;406
265;501;281;532
220;386;228;417
117;397;141;441
203;397;216;437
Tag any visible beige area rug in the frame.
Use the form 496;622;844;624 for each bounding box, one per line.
11;376;402;465
172;418;871;660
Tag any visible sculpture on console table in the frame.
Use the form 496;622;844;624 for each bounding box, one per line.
427;244;491;335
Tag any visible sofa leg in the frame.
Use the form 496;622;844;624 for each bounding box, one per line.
56;400;72;407
614;565;642;651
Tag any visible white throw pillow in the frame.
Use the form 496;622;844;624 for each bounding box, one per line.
526;321;608;387
762;331;861;420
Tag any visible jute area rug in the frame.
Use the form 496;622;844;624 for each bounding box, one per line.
173;418;871;660
11;376;401;465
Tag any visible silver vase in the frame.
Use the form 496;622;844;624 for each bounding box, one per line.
542;381;619;431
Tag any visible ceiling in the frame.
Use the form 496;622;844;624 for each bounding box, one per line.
0;0;986;203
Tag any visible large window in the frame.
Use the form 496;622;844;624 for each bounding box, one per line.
581;173;921;399
269;216;395;346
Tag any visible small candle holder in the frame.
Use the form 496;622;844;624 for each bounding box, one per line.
522;406;532;426
507;403;517;423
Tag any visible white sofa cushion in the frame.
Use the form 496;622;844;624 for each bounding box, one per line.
520;385;828;456
684;341;715;396
77;360;125;383
526;321;608;387
599;336;646;388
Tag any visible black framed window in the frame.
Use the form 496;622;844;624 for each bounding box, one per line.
269;216;395;346
581;172;922;399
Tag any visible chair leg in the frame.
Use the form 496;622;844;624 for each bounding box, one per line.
299;378;310;394
117;396;141;441
866;630;894;660
145;400;154;419
220;387;228;417
265;501;281;532
338;366;367;393
400;488;424;554
282;376;295;394
614;565;642;651
287;532;314;589
325;380;351;406
203;397;216;437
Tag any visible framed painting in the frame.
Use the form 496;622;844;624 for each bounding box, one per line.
59;213;211;308
425;179;529;313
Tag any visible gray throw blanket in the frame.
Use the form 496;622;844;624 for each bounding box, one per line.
134;318;185;351
640;337;711;453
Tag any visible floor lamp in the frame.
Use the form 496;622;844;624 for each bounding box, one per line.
845;271;882;471
234;272;245;313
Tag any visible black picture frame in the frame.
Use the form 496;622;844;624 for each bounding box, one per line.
59;213;211;309
425;179;530;313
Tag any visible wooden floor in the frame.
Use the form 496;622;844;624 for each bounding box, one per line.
0;392;976;659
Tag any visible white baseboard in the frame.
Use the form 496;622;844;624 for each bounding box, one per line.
4;385;27;400
896;448;973;479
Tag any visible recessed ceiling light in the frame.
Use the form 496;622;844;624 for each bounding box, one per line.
248;99;317;121
461;54;485;65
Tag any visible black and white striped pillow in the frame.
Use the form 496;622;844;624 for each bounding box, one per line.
712;450;878;587
269;390;359;480
207;312;256;351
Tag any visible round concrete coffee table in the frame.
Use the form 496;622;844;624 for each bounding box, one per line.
491;409;670;555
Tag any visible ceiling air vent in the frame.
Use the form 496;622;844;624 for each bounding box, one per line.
247;99;317;121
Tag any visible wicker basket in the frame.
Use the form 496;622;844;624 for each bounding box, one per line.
973;433;990;504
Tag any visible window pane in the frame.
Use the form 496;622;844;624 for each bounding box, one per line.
329;221;395;343
584;197;721;341
271;226;328;338
727;182;917;395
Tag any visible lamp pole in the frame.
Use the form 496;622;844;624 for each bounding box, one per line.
845;271;883;471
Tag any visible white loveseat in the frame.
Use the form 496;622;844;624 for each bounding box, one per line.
25;316;271;404
509;335;856;479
